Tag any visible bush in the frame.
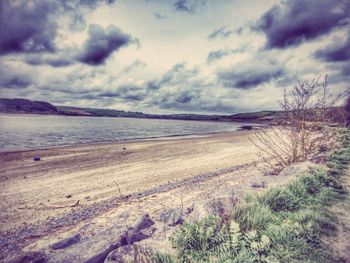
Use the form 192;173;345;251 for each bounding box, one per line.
159;131;350;262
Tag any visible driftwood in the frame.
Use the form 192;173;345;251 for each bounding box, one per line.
18;200;80;210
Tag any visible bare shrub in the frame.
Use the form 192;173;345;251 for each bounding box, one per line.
251;75;347;174
345;95;350;126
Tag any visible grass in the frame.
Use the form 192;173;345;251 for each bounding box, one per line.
155;129;350;263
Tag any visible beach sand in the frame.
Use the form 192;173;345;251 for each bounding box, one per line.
1;129;301;262
0;130;260;232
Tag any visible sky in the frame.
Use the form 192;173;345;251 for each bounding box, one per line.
0;0;349;114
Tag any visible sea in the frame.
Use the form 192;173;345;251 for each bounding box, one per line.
0;114;255;152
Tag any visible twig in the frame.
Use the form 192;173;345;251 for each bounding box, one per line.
18;200;80;210
113;180;122;196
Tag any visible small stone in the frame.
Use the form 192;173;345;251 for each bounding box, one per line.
119;227;156;245
50;233;81;250
251;181;266;188
160;208;184;226
133;214;154;230
185;204;194;215
66;194;72;198
240;125;253;130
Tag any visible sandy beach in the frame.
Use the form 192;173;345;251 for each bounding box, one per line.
0;129;290;262
0;130;262;232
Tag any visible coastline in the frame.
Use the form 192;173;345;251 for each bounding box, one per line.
0;132;213;154
0;122;262;154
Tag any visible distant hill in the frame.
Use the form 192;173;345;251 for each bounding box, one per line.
57;105;223;121
0;98;281;123
0;98;58;114
223;111;281;122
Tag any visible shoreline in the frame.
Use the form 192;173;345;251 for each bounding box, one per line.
0;126;262;154
0;111;270;124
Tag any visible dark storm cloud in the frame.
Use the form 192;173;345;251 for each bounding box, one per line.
0;0;117;56
208;26;234;40
23;23;135;67
149;89;236;113
218;63;284;89
0;67;33;89
146;81;161;91
315;33;350;62
100;85;148;101
98;92;118;98
152;90;197;107
207;49;230;64
0;77;32;89
0;0;57;54
25;54;74;67
174;0;194;13
256;0;350;49
77;24;133;65
175;93;193;103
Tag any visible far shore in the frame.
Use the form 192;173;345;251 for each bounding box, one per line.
0;111;270;124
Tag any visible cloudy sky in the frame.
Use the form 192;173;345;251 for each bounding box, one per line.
0;0;349;114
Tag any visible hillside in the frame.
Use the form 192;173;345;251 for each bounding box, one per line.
224;110;281;122
0;98;282;123
57;105;224;121
0;98;58;114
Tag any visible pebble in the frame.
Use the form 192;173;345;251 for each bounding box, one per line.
50;233;81;250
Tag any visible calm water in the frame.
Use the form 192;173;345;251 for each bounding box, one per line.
0;114;253;152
